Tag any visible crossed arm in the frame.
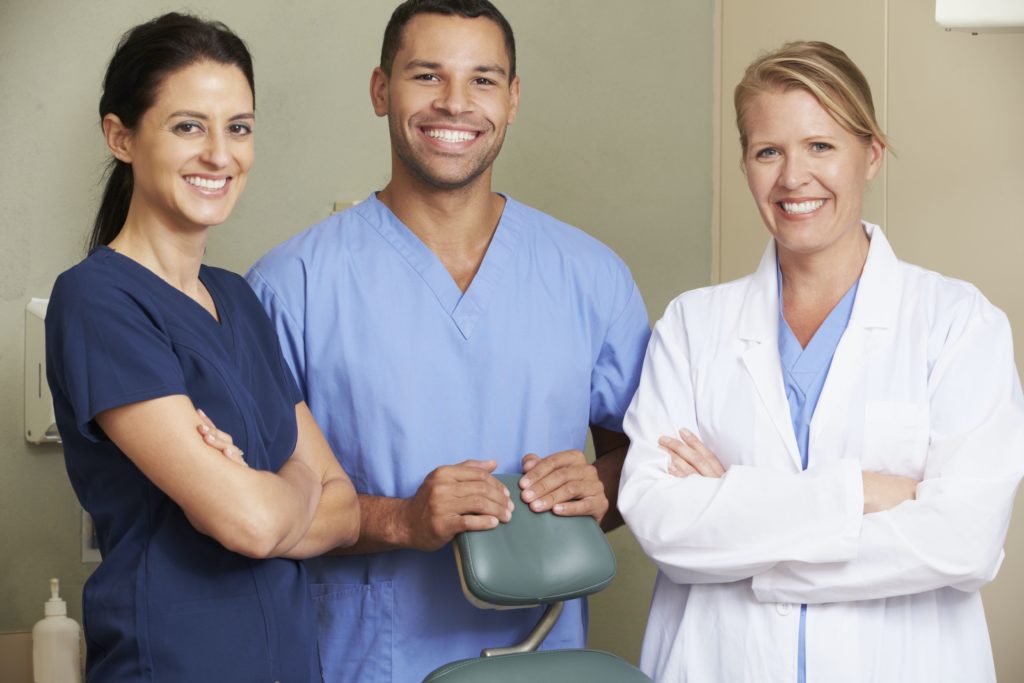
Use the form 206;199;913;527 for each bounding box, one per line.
660;429;918;514
619;296;1024;602
97;395;359;560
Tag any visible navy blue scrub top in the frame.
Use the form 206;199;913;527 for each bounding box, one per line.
45;247;319;682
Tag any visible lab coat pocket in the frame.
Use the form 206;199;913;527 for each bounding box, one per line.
311;581;394;682
862;401;929;478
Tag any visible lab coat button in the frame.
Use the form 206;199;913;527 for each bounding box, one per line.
776;602;792;615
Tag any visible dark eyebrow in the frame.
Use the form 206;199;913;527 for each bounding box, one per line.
403;59;508;79
165;110;255;122
404;60;442;72
166;110;208;121
474;64;507;78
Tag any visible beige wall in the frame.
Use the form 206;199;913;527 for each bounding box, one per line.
0;0;713;671
716;0;1024;679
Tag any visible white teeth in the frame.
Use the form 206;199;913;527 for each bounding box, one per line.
185;176;227;190
781;199;825;214
425;128;477;143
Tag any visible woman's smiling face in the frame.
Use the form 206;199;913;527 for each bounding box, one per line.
113;60;255;233
742;87;882;261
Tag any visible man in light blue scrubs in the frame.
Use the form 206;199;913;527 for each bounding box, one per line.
247;1;650;679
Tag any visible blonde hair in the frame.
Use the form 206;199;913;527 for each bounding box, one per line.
734;41;889;154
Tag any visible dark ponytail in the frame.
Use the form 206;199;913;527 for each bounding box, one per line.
89;13;255;252
91;160;134;251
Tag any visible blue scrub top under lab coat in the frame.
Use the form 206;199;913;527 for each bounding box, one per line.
45;247;319;682
247;193;651;681
777;265;859;683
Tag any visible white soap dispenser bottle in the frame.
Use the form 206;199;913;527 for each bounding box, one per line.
32;578;82;683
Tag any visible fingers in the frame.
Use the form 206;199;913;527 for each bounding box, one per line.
195;408;216;431
459;458;498;473
667;453;698;478
657;429;725;478
436;463;508;491
453;514;505;533
407;465;515;550
197;424;246;466
550;495;608;519
862;471;919;513
521;453;541;472
452;480;515;521
518;450;607;521
195;409;234;446
427;465;514;519
519;450;584;492
195;409;232;444
195;409;245;466
521;464;599;508
678;429;725;477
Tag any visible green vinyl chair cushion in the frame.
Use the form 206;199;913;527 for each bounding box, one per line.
423;649;651;682
454;473;616;607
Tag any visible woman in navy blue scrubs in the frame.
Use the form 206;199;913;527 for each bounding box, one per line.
44;14;359;682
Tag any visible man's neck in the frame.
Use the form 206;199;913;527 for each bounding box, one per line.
377;173;506;292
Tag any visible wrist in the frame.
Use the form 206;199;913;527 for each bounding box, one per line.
362;495;417;551
392;497;416;549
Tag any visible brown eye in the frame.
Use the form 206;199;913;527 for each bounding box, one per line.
173;121;202;135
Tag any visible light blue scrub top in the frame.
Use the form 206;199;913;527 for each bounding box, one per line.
246;193;650;682
777;265;859;683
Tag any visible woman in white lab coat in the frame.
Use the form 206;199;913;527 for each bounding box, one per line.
618;41;1024;683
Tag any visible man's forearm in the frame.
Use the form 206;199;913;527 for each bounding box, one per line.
326;494;411;555
595;445;628;532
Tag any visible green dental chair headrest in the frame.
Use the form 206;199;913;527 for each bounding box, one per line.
454;473;616;608
423;473;652;682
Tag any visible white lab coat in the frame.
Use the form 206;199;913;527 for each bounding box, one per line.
619;224;1024;683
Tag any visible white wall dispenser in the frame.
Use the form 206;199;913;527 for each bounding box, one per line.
25;298;61;444
936;0;1024;32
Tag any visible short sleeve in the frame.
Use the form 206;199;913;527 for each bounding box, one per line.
277;345;304;406
245;263;308;401
45;269;187;442
590;280;651;431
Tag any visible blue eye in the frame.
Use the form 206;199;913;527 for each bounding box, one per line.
755;147;779;159
811;142;833;152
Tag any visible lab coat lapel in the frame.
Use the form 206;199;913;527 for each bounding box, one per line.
805;224;902;456
738;241;802;469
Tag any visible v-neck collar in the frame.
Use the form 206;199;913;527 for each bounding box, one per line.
362;192;521;339
97;246;232;334
777;263;859;395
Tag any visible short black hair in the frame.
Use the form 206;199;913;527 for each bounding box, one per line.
380;0;516;80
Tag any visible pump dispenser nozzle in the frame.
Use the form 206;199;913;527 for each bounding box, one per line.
44;577;67;617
